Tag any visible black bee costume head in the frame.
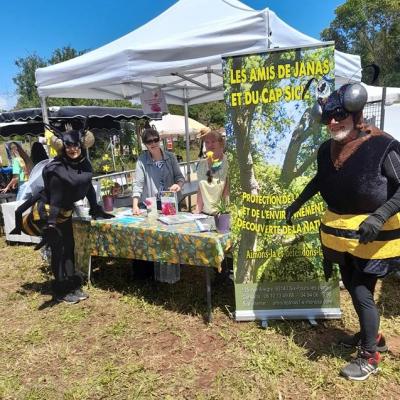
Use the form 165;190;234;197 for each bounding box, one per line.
312;83;368;125
305;64;379;126
46;120;95;158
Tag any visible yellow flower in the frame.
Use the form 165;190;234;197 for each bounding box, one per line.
101;178;115;196
206;151;214;159
102;154;110;161
103;165;110;172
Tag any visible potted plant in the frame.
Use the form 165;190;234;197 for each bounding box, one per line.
98;154;115;211
101;178;115;211
213;198;231;233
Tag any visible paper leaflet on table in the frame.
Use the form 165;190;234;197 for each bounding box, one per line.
96;216;144;224
158;212;210;225
113;208;147;217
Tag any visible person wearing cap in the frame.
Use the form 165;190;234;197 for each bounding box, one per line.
132;126;185;215
285;83;400;381
11;125;113;304
195;128;229;215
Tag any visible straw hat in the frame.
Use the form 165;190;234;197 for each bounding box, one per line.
198;127;212;139
197;127;225;139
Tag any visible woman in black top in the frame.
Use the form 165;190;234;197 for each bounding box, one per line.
13;126;113;304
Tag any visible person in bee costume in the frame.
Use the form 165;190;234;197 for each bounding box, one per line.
11;123;113;304
286;83;400;381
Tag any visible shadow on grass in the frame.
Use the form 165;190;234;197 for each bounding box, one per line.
377;273;400;319
265;274;400;363
19;277;60;310
18;263;67;310
89;257;235;323
262;317;355;362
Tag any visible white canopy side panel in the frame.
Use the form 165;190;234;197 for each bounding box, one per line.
384;104;400;139
362;83;400;105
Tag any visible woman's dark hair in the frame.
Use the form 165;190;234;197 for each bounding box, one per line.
10;142;34;175
31;142;49;165
206;169;213;183
142;127;160;144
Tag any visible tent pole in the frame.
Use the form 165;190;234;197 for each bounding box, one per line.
380;87;386;131
40;97;49;124
183;87;192;210
110;136;116;171
183;88;191;183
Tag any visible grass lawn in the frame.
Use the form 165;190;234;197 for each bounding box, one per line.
1;237;400;399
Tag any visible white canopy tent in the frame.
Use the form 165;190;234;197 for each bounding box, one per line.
361;83;400;140
36;0;361;104
35;0;362;177
152;114;207;138
363;83;400;105
383;104;400;140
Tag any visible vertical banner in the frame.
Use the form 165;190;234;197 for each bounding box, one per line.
223;44;341;321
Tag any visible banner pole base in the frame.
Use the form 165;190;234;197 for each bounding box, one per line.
260;319;268;329
308;317;318;326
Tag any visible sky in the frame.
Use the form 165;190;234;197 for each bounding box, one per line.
0;0;344;110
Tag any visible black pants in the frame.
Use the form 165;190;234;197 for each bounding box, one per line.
47;218;82;297
339;261;379;353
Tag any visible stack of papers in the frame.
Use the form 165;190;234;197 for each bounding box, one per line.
94;208;145;224
158;212;209;225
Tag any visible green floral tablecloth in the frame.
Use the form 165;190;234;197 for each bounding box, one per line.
73;212;232;273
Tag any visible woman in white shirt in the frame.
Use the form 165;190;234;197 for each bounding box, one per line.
195;128;229;214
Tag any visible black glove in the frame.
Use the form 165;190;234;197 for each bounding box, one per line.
9;210;23;235
285;202;301;226
357;214;385;244
323;258;333;282
34;224;62;250
89;205;114;220
42;224;62;246
34;237;46;251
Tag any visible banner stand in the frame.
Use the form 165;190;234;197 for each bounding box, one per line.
223;43;341;322
235;308;342;323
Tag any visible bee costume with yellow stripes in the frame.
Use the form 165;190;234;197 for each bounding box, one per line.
285;82;398;378
317;130;400;276
20;200;73;237
287;129;400;277
11;126;113;302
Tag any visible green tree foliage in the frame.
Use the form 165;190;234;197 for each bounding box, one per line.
13;46;132;109
13;54;47;109
321;0;400;86
169;101;225;128
188;101;225;128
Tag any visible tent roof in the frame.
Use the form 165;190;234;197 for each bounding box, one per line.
36;0;361;105
152;113;207;138
0;106;160;123
0;122;45;138
0;106;161;137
